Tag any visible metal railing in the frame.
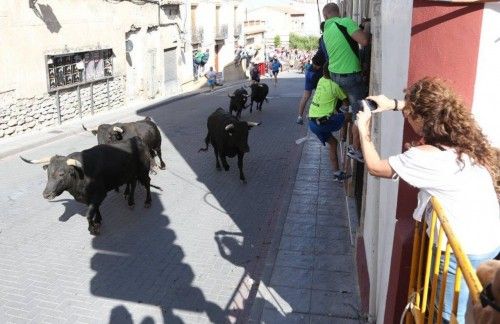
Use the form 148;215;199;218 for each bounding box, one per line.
215;24;228;40
404;197;483;324
191;27;203;44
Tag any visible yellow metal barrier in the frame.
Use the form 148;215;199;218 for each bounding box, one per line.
404;197;483;324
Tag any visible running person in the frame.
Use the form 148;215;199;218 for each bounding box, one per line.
271;58;282;87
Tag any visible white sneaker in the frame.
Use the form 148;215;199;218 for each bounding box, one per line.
347;146;364;163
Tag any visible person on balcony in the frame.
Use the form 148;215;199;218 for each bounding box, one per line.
356;77;500;324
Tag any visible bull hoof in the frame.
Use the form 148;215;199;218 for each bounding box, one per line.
144;201;151;209
241;179;247;184
223;166;230;171
216;165;221;171
160;163;166;170
128;203;135;210
89;224;101;235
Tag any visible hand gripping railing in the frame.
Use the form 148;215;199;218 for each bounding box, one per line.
403;197;483;324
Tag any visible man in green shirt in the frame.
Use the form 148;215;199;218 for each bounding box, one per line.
322;3;369;163
308;64;349;182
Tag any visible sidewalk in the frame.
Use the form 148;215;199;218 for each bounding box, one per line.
248;133;365;323
0;78;247;160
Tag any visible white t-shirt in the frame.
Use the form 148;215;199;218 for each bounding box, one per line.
388;147;500;255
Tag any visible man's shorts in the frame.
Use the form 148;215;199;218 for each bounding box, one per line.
308;113;345;145
208;79;215;86
305;70;322;92
330;72;365;119
272;70;279;76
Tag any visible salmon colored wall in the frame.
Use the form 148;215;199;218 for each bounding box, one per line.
384;1;484;323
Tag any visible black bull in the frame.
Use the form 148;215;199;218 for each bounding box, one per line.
82;116;165;170
249;83;269;113
199;108;260;183
21;137;153;235
228;87;248;119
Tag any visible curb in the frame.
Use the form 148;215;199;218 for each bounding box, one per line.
0;78;248;160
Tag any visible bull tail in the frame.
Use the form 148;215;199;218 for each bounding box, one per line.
150;183;163;191
198;133;210;152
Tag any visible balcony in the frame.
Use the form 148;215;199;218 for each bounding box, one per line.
215;24;228;40
191;27;204;44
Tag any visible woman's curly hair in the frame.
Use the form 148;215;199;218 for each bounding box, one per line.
404;77;499;197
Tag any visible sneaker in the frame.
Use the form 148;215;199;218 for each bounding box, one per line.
347;146;364;163
333;170;351;182
296;116;303;125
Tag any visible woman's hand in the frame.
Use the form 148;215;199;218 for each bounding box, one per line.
366;95;396;113
356;102;372;136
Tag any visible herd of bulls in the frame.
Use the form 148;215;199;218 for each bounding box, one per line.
20;82;269;235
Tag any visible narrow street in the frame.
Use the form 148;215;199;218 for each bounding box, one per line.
0;73;314;323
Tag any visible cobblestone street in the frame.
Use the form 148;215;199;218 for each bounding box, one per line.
1;73;362;323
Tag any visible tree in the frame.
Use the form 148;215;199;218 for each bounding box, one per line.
289;33;319;51
273;35;281;48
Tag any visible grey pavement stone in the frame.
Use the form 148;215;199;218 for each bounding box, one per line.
279;235;316;254
310;290;360;318
270;266;313;289
260;308;310;324
314;238;353;256
283;222;315;237
310;314;363;324
315;225;350;240
312;270;357;293
275;250;314;270
263;286;311;313
314;255;355;273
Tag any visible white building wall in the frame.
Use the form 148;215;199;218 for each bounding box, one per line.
361;0;413;323
471;2;500;149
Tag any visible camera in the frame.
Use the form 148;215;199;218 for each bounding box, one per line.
360;99;378;111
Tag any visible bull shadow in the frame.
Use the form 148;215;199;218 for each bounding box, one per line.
135;76;305;320
30;1;61;33
91;192;226;323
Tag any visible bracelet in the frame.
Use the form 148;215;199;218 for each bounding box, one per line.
393;99;399;111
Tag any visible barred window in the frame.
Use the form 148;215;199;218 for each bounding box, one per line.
46;49;113;91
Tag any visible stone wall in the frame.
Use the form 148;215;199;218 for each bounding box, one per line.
0;77;125;138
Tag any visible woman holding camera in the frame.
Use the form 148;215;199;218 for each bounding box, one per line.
356;77;500;323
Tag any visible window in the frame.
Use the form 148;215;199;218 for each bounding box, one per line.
46;49;113;92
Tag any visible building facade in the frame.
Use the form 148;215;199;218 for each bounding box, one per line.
335;0;500;323
0;0;245;139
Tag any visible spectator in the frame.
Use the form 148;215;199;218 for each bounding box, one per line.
357;77;500;324
193;49;203;80
470;260;500;324
200;49;210;74
205;67;217;92
271;58;282;87
250;63;260;84
322;3;370;163
308;63;349;182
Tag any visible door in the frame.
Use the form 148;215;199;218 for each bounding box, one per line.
164;47;177;94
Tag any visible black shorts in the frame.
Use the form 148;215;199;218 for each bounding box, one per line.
272;70;279;76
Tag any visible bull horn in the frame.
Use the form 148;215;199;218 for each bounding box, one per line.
66;158;83;169
82;124;98;133
113;126;124;133
247;121;261;127
20;156;51;165
228;94;234;98
242;94;248;97
225;124;235;131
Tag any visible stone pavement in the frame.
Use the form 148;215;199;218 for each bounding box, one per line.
0;72;364;323
248;134;365;323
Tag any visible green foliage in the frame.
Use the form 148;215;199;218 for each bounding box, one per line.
289;33;319;51
273;35;281;48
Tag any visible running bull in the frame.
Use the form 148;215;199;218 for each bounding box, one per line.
249;83;269;113
228;87;248;119
82;116;165;170
20;137;154;235
199;108;260;183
